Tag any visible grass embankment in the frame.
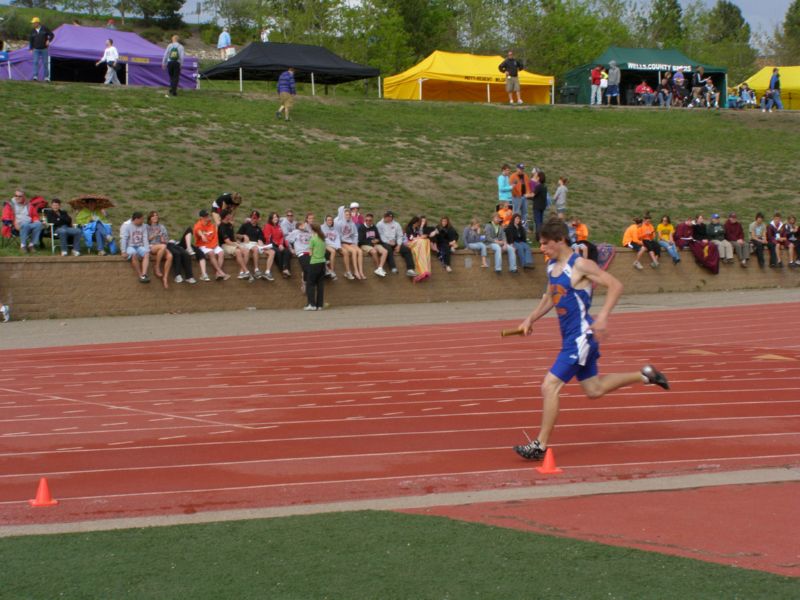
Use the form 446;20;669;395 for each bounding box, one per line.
1;81;798;256
2;511;798;599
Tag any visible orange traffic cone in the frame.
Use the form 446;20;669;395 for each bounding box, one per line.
535;448;563;475
28;477;58;507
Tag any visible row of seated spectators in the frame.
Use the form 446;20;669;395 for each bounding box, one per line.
622;211;800;271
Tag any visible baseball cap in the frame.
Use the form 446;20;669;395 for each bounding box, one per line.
199;209;209;217
350;202;359;209
711;213;719;219
384;210;394;217
516;163;524;170
31;17;40;23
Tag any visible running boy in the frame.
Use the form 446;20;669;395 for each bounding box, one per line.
513;218;669;460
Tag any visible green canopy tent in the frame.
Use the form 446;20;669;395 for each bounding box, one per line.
561;47;727;105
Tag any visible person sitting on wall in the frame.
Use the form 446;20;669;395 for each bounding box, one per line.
146;211;173;288
218;209;251;280
193;209;229;280
263;211;291;278
120;211;151;284
485;212;517;274
75;198;114;255
358;212;388;277
622;216;648;270
238;210;275;281
673;217;695;250
706;213;734;263
435;215;459;273
45;198;82;256
767;211;788;268
376;210;415;277
505;212;534;269
724;212;749;267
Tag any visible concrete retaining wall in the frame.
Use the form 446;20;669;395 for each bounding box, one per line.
1;249;797;321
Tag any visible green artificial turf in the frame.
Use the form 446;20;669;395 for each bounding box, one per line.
1;80;799;257
1;511;798;599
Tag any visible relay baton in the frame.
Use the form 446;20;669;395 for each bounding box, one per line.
500;328;525;338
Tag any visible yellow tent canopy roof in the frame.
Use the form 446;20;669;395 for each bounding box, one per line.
738;66;800;109
384;50;554;104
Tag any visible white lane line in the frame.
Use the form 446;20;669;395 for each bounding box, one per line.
53;427;78;432
2;432;30;436
408;392;425;396
335;400;355;404
4;446;798;487
63;410;86;414
158;435;187;441
86;394;107;398
17;413;40;418
195;413;218;418
209;430;234;435
324;386;343;391
56;447;84;451
108;441;134;446
372;396;391;400
460;403;479;407
149;417;175;422
101;422;129;427
422;407;443;412
153;402;173;406
299;403;317;408
383;412;403;416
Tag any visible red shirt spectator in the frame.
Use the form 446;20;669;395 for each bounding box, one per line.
590;66;601;85
635;82;653;95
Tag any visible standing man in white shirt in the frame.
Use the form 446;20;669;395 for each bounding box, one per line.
96;38;121;85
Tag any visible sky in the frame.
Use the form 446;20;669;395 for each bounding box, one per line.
680;0;791;34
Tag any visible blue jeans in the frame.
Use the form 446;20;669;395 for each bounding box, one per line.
658;240;680;262
56;226;83;253
489;242;516;271
20;221;43;247
511;196;528;227
533;207;546;240
658;91;672;108
467;241;487;257
84;225;107;252
32;48;49;80
512;241;532;267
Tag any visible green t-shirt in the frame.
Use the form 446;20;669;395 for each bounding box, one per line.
310;235;326;264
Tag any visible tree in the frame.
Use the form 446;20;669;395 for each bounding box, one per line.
392;0;460;59
61;0;114;17
453;0;506;54
133;0;185;26
646;0;683;48
768;0;800;63
707;0;749;44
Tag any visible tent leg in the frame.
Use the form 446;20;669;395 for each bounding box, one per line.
418;78;422;101
311;72;315;96
486;83;490;103
378;75;382;99
239;67;243;93
551;81;554;105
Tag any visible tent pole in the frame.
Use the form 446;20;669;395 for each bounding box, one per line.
239;67;243;93
418;78;422;101
486;83;490;103
125;64;129;86
551;80;554;105
378;76;382;99
311;72;316;96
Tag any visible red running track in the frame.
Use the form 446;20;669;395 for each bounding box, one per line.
0;302;799;526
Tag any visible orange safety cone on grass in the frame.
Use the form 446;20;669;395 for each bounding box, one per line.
535;448;563;475
29;477;59;507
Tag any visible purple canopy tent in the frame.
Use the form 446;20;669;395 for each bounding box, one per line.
0;24;197;89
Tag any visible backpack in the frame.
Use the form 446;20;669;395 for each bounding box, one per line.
168;45;180;62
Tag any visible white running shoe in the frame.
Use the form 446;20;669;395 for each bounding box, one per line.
0;304;9;323
238;271;250;280
374;267;386;277
186;277;197;284
406;269;418;277
174;275;184;283
303;304;316;311
344;271;355;280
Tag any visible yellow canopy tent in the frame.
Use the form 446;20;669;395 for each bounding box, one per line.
383;50;554;104
738;66;800;109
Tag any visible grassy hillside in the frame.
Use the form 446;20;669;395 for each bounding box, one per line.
1;80;798;251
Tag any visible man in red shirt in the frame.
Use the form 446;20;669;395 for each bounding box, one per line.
635;79;655;106
723;212;749;267
589;65;602;105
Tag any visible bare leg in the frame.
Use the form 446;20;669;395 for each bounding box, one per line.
536;373;567;448
327;246;337;273
265;248;275;272
198;258;208;278
579;372;644;400
141;253;149;276
162;251;173;288
354;246;365;278
130;255;142;277
235;249;248;273
342;246;353;275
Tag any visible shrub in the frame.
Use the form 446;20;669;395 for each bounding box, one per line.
199;24;221;46
139;27;165;44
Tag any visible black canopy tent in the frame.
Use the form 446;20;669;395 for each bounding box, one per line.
200;41;380;93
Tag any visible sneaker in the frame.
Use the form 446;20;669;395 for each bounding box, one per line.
650;261;659;268
282;270;291;278
303;304;316;311
237;271;250;280
72;250;81;257
406;269;418;277
390;267;399;274
445;265;452;273
174;275;184;284
253;269;263;279
105;235;113;243
276;110;282;119
633;261;643;270
139;275;150;283
61;251;68;257
0;304;9;323
642;364;670;390
344;271;355;280
513;439;546;460
98;250;106;256
374;267;387;277
248;275;255;282
200;274;211;281
187;277;197;284
264;271;274;281
517;99;523;104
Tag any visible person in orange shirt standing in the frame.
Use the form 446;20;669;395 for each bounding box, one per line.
509;163;533;230
193;209;230;281
638;213;661;268
622;216;648;270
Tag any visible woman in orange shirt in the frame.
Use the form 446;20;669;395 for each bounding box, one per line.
638;214;661;268
622;217;648;270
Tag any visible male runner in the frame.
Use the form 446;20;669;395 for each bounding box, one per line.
513;218;669;460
